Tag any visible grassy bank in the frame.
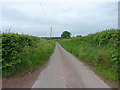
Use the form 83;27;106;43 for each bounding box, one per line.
59;29;119;84
2;33;55;77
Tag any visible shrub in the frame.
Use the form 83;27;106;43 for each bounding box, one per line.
59;29;119;82
2;33;55;77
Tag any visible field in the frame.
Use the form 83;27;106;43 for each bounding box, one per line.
59;29;119;84
2;33;55;77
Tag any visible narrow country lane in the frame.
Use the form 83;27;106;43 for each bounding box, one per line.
32;42;110;88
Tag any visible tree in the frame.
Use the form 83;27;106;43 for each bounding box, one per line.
61;31;71;38
76;35;82;37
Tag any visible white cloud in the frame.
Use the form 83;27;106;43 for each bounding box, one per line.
1;1;118;37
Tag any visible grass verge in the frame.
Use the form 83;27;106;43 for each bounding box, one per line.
59;29;119;86
2;33;55;77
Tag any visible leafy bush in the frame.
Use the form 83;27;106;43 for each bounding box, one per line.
2;33;55;77
59;29;119;83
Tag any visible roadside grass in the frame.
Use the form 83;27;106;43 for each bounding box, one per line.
2;33;55;77
59;29;119;84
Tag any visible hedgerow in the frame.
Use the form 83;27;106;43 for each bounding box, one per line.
2;33;55;77
59;29;119;83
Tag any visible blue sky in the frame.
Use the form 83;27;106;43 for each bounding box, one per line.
1;0;118;37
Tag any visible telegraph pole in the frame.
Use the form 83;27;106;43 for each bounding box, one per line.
50;26;52;39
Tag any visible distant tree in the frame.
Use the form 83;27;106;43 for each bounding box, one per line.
61;31;71;38
76;35;82;37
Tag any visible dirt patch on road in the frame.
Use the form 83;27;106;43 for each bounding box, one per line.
2;59;50;88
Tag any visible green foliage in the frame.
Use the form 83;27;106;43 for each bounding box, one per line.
61;31;71;38
2;33;55;77
59;29;119;83
76;35;82;37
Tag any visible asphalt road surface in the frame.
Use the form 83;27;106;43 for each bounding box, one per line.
32;42;110;88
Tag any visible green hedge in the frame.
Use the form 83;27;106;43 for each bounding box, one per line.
78;29;119;47
59;29;119;83
2;33;55;77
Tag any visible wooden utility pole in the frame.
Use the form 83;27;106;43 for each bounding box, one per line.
50;26;52;39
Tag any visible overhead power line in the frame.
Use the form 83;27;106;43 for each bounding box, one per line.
38;0;53;37
39;0;51;25
39;0;47;17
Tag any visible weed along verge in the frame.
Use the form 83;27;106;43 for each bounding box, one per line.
59;29;119;87
2;33;55;78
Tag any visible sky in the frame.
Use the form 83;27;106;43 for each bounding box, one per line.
1;0;119;37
